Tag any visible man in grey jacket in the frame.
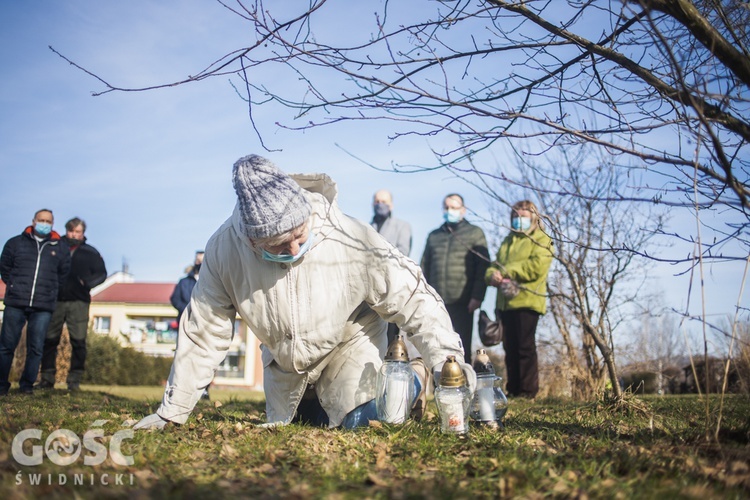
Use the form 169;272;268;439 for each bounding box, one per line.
371;189;411;257
370;189;412;345
135;155;475;430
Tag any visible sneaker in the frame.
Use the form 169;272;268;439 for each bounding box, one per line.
200;389;210;400
67;384;80;392
409;358;432;421
19;387;34;395
36;380;55;390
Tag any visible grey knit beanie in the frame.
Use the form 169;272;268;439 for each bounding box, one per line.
232;154;312;239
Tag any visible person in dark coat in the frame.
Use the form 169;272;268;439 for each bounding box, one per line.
170;251;204;325
170;250;209;399
421;194;489;364
38;217;107;391
0;209;71;395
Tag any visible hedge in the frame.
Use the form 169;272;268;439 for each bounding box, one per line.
6;324;173;386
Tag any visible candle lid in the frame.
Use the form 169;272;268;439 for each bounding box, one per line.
384;335;410;362
473;349;495;375
439;355;466;387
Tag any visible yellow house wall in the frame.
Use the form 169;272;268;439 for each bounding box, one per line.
86;302;262;389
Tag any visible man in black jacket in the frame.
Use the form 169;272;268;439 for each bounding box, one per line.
421;194;489;364
0;209;71;395
38;217;107;391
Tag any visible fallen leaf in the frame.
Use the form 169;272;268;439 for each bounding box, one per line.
730;461;749;474
132;469;157;487
376;450;390;470
220;443;238;460
366;473;389;486
253;463;275;474
552;480;570;494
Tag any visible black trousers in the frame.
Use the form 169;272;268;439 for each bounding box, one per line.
41;301;90;385
445;302;474;364
500;308;540;398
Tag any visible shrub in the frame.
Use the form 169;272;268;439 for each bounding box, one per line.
82;333;123;385
3;322;172;386
83;333;172;386
622;371;657;394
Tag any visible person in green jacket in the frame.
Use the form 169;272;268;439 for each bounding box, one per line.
485;200;553;398
421;193;490;363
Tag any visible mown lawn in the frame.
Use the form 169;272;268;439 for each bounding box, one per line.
0;387;748;499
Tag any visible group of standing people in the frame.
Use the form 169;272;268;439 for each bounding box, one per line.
371;191;553;399
0;156;550;423
0;210;106;395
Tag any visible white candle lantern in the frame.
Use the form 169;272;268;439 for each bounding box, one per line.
434;355;472;435
470;349;509;429
375;335;415;424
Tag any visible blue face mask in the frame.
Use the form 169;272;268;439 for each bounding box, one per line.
511;217;532;232
35;222;52;236
443;209;463;224
262;231;315;264
374;203;390;218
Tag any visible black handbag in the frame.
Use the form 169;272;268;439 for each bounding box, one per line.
478;310;503;347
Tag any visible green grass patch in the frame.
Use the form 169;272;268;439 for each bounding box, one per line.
1;391;748;498
78;384;265;402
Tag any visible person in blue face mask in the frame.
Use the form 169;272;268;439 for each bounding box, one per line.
0;209;71;396
370;189;412;346
420;194;490;364
134;155;476;431
485;200;554;399
370;190;411;257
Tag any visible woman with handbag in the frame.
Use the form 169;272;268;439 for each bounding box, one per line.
485;200;553;398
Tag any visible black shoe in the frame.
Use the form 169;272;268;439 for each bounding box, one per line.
201;389;210;400
19;387;34;395
36;380;55;390
67;384;80;392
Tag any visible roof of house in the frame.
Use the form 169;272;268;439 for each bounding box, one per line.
92;282;176;304
0;280;176;305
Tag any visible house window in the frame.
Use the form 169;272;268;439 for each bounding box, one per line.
93;316;111;334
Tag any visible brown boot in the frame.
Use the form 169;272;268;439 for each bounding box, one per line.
410;358;432;420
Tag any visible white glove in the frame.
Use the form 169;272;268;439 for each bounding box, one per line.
461;361;477;394
133;413;170;430
433;360;477;395
258;421;287;429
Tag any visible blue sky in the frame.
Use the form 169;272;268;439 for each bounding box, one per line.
0;1;747;338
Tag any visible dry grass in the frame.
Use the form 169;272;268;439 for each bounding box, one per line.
0;388;748;499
